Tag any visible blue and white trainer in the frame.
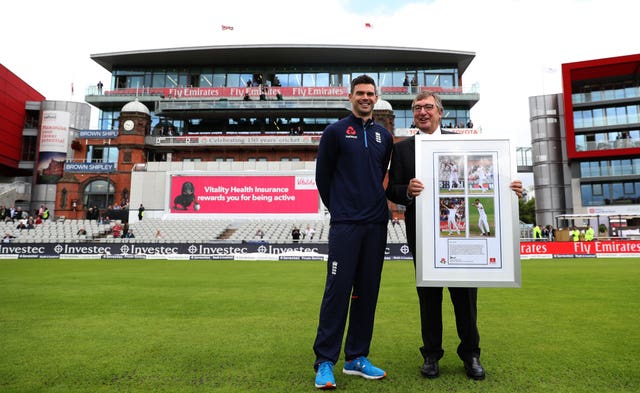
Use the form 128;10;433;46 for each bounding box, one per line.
343;356;387;379
315;361;337;389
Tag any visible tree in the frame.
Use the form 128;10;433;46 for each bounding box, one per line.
519;197;536;224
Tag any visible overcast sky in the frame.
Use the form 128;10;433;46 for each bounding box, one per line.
2;0;638;148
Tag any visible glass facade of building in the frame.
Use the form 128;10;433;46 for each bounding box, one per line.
96;64;471;134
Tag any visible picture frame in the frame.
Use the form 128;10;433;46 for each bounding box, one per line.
415;135;521;287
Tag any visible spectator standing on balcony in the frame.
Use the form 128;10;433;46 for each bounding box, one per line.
403;75;410;86
138;204;145;221
312;74;392;389
97;81;103;94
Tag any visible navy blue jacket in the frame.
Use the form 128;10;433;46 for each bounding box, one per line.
316;113;393;224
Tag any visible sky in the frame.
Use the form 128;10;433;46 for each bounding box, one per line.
2;0;638;149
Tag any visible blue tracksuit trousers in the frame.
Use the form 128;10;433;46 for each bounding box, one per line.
313;222;387;367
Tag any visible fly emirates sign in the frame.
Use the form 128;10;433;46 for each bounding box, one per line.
520;240;640;258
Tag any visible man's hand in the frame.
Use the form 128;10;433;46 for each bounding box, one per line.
407;178;425;198
510;180;523;198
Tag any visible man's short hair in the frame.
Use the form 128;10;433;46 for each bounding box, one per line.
350;74;377;94
413;90;444;113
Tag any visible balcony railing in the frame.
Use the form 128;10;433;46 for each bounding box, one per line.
575;137;640;152
156;99;350;113
86;84;477;99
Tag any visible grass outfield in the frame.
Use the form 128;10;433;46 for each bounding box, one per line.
1;258;639;392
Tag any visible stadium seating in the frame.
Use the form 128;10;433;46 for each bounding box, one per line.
1;217;408;244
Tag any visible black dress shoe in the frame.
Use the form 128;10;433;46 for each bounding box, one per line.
421;358;439;378
464;357;485;380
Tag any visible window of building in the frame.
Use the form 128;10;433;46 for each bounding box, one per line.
582;110;593;128
87;146;118;169
623;182;635;194
581;181;640;206
199;72;213;87
628;105;639;123
592;108;605;127
592;184;603;196
212;73;226;87
606;107;618;126
574;111;584;129
127;75;145;89
378;72;392;86
165;71;179;87
575;134;586;151
274;73;302;87
147;152;166;162
393;107;413;130
302;73;329;87
24;109;40;128
21;136;37;161
83;179;115;209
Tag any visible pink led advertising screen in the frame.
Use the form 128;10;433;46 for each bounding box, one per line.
169;174;319;214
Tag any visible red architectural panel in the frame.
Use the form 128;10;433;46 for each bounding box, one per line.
0;64;45;173
561;54;640;160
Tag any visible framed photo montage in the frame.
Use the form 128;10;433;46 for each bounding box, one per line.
414;135;521;287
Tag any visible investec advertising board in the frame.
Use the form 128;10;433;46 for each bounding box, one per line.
168;173;320;216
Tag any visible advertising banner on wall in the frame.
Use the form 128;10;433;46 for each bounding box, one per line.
520;240;640;258
37;110;70;184
169;174;320;215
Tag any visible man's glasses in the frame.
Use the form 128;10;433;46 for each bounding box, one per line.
412;104;436;113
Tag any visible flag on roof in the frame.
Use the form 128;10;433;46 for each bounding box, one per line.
221;25;234;31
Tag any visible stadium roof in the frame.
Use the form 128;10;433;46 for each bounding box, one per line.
91;44;475;74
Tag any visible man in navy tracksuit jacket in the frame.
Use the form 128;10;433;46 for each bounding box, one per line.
312;75;393;389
